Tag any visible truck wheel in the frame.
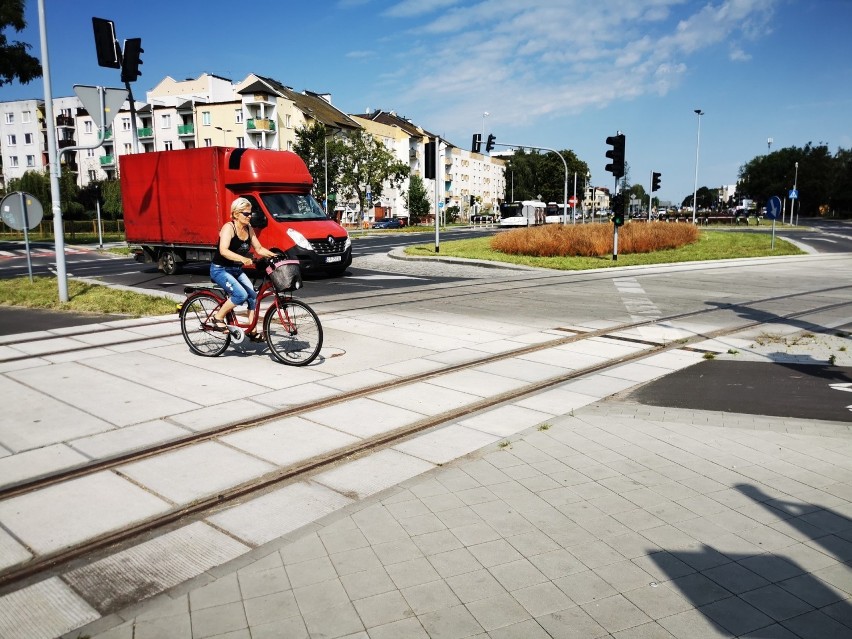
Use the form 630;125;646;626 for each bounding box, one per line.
160;251;180;275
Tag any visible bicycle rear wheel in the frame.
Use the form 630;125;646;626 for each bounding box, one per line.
180;292;231;357
264;298;323;366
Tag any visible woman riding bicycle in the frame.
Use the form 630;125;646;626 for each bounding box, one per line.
208;197;277;341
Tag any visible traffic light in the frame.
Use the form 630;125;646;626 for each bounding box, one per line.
652;172;662;192
92;18;120;69
611;192;625;226
469;195;475;206
121;38;144;83
424;140;435;179
485;134;496;153
471;133;481;153
605;133;625;178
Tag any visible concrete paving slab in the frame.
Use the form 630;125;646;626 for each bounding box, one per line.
425;368;531;398
0;443;89;488
473;357;572;383
0;576;100;639
7;362;200;428
207;481;353;546
0;471;171;555
303;396;427;438
67;420;191;461
369;381;481;416
0;526;32;571
221;415;360;466
318;368;399;391
63;522;250;614
312;449;435;500
514;387;598;415
322;316;475;352
252;381;342;410
117;440;276;505
393;425;500;464
0;377;115;452
167;398;273;432
458;405;553;438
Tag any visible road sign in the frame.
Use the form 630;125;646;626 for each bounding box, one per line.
438;202;444;208
765;196;782;220
568;196;578;206
789;189;798;200
74;85;128;130
1;192;43;231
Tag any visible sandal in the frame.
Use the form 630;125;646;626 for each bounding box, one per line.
246;330;265;343
206;318;229;333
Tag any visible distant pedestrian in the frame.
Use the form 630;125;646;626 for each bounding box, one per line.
208;197;276;341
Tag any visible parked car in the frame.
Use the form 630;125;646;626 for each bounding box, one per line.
372;218;404;229
470;214;495;223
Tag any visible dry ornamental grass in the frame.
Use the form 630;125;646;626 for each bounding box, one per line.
491;222;700;257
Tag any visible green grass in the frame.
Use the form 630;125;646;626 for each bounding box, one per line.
405;229;803;269
0;276;177;317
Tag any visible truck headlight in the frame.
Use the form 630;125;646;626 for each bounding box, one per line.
286;228;313;251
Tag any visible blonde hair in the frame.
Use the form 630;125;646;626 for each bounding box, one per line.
231;197;252;220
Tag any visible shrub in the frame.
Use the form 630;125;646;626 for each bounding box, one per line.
491;222;699;257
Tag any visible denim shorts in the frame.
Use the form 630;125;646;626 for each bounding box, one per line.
210;264;257;310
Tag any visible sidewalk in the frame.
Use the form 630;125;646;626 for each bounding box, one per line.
0;254;850;639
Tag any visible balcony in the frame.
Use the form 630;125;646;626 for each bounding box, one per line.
57;139;76;149
247;118;275;132
99;129;112;140
100;155;115;166
178;124;195;136
56;115;74;127
244;93;275;105
138;127;153;138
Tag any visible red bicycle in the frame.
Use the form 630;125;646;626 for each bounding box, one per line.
179;257;323;366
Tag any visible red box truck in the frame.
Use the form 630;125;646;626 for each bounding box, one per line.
120;147;352;276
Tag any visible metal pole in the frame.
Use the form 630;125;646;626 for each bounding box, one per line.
792;161;799;225
692;109;703;224
37;0;68;302
19;192;34;282
324;131;328;214
572;172;577;224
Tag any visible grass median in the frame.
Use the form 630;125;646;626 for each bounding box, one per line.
406;228;803;269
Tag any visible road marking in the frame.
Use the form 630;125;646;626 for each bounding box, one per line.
830;383;852;393
345;274;427;280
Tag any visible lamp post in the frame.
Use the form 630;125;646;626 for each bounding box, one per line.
214;126;231;146
482;111;489;140
692;109;704;223
767;137;773;152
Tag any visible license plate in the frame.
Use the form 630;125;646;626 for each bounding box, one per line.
325;255;342;263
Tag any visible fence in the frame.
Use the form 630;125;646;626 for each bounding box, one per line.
0;220;126;240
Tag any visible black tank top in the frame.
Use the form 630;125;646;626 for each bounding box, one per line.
213;222;251;267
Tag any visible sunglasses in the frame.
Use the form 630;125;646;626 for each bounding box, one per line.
239;211;252;217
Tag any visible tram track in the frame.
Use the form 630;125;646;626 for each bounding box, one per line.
0;291;849;593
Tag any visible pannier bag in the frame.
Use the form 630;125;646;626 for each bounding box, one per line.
266;258;302;291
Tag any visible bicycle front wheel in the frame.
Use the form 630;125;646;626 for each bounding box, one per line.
180;292;231;357
264;299;323;366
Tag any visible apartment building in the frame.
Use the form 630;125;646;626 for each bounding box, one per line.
0;73;507;220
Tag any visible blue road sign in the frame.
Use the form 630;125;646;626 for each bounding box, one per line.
765;195;782;220
789;189;798;200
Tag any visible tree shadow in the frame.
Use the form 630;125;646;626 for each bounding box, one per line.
649;483;852;636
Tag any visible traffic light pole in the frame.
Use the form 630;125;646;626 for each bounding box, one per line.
612;176;619;261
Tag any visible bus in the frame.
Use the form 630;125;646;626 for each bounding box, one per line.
499;200;547;227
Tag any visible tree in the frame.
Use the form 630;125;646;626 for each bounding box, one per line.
101;179;123;219
403;174;430;224
293;123;348;210
7;169;49;215
504;148;588;203
336;131;409;220
0;0;42;87
681;186;715;211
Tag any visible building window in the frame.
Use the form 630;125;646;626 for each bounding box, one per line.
4;113;13;124
88;170;97;181
22;111;31;123
287;140;292;151
202;111;211;126
85;121;93;134
236;136;245;148
26;155;35;167
161;114;171;128
124;143;132;154
164;141;173;151
122;117;131;131
286;114;292;128
24;133;33;145
204;138;212;147
86;148;95;158
7;134;16;146
9;156;19;167
235;109;243;124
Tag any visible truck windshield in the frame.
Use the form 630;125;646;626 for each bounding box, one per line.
261;193;329;221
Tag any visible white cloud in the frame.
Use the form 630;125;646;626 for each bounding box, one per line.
368;0;778;134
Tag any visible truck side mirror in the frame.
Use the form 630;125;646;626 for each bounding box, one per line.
250;210;268;229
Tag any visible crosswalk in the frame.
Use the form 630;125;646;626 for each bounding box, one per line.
0;246;94;260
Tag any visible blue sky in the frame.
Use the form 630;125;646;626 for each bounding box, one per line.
5;0;852;204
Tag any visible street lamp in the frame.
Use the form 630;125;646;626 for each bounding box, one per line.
767;137;773;152
214;126;231;146
482;111;489;140
692;109;704;223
